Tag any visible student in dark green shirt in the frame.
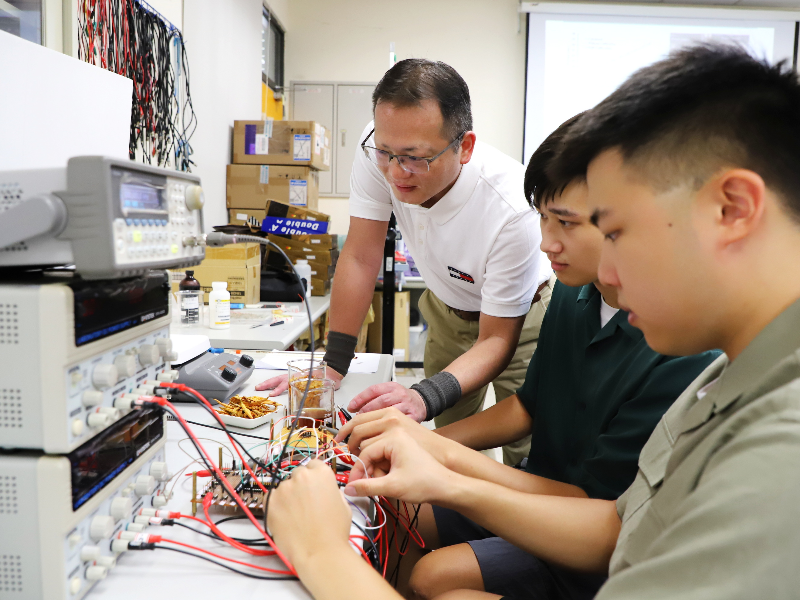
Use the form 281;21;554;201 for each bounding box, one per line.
331;114;719;600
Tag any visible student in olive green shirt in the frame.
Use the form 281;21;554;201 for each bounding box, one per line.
260;114;716;600
324;115;717;600
258;45;800;600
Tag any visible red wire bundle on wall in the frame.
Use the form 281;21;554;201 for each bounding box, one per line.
77;0;197;171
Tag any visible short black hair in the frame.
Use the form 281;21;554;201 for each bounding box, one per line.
372;59;472;144
550;44;800;220
525;113;585;210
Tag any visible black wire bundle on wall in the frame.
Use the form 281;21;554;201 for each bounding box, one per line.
77;0;197;172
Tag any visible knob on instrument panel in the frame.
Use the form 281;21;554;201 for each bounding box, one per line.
87;412;112;429
80;545;101;562
82;390;104;407
85;566;108;581
239;354;254;368
156;338;173;357
110;497;133;521
98;406;120;419
184;185;205;211
138;344;160;366
134;475;157;497
149;462;169;482
92;364;118;390
96;556;117;568
114;354;137;378
156;370;179;383
221;367;237;383
89;515;115;542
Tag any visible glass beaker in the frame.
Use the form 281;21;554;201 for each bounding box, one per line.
288;377;335;427
286;358;327;388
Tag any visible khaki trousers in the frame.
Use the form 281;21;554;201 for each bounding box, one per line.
418;279;552;466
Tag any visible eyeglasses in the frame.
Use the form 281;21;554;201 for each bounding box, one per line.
360;128;466;174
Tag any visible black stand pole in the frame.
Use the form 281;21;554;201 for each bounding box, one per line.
382;214;398;356
382;215;424;369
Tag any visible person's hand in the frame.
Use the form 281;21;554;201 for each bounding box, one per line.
344;429;458;505
255;367;344;396
347;382;427;422
254;373;290;396
267;460;352;566
335;407;454;466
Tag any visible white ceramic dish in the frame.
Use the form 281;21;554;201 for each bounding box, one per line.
215;403;285;430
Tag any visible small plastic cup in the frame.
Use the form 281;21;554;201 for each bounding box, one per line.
288;377;335;427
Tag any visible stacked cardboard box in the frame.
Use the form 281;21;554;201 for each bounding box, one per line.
227;199;336;298
169;243;262;304
227;118;335;297
264;233;339;297
227;165;320;214
228;198;330;230
228;120;330;215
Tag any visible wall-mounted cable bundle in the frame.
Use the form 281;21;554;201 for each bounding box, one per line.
77;0;197;172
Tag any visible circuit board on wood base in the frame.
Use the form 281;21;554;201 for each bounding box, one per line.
191;424;337;516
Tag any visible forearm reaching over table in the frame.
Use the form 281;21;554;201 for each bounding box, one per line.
348;312;526;421
442;312;526;399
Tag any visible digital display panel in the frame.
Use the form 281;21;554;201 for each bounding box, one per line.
71;271;170;346
120;182;164;211
70;406;164;510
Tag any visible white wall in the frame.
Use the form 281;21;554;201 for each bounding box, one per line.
182;0;264;231
281;0;527;236
265;0;291;29
283;0;527;160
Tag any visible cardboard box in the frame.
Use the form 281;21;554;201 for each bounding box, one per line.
233;120;331;171
192;264;261;304
264;199;329;224
203;243;261;264
367;291;410;360
226;164;319;211
266;234;332;255
228;208;267;227
356;304;376;353
229;200;331;233
270;233;338;250
171;243;262;304
307;261;335;280
266;235;339;267
311;277;332;297
266;246;338;267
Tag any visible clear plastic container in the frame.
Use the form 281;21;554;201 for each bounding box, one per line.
177;290;202;325
294;259;312;298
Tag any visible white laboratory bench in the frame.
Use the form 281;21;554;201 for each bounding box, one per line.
90;353;393;599
178;294;330;351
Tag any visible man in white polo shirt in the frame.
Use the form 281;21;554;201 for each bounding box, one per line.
258;59;549;465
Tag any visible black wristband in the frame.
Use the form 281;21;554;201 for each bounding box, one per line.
323;331;358;377
410;371;462;421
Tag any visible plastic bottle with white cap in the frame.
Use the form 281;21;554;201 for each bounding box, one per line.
208;282;231;329
295;259;312;298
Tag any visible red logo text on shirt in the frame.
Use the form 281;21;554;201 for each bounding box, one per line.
448;267;474;284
